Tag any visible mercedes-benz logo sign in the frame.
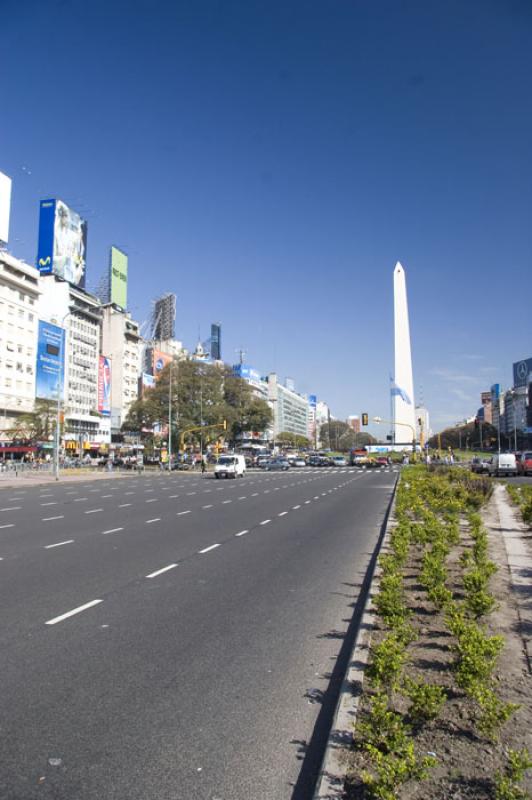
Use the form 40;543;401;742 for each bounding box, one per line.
517;361;528;381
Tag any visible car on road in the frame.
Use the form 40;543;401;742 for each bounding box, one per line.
376;457;390;467
517;451;532;476
264;458;290;471
288;457;306;467
331;455;347;467
471;457;490;474
256;455;272;468
487;453;518;478
214;454;246;479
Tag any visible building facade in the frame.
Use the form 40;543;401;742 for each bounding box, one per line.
101;305;142;434
0;252;40;439
268;373;309;440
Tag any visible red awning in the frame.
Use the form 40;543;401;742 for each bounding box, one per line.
0;445;38;454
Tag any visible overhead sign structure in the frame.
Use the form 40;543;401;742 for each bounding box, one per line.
35;320;65;400
37;198;88;287
0;171;12;245
98;356;112;416
110;246;128;308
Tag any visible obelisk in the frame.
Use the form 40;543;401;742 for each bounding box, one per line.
393;262;416;444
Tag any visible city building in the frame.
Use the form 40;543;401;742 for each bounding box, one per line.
0;251;40;440
267;373;309;440
347;415;361;433
39;275;109;453
210;323;221;361
316;401;330;448
480;391;492;424
100;304;142;434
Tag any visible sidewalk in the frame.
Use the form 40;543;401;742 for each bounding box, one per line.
486;483;532;672
0;469;131;489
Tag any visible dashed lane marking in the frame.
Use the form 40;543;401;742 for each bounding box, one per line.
199;543;220;554
42;516;64;522
85;508;103;514
102;528;124;535
146;563;178;579
260;519;271;526
0;524;15;529
44;540;74;549
45;599;103;626
119;503;131;508
146;518;161;524
177;510;191;516
235;530;248;537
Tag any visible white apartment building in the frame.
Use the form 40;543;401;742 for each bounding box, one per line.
101;304;142;433
268;373;309;440
39;275;109;451
316;400;330;447
0;252;40;439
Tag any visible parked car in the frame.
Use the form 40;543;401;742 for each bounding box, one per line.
264;458;290;471
287;456;306;467
331;455;347;467
257;455;271;468
517;451;532;476
471;457;489;474
214;454;246;479
487;453;518;478
307;455;322;467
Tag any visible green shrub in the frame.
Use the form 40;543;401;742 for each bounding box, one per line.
403;678;447;724
357;692;410;754
362;741;437;800
451;619;504;691
494;748;532;800
471;684;520;741
367;633;408;690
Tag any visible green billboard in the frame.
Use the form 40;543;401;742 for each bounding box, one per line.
110;246;128;308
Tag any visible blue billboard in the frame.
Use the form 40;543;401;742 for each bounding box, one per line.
233;364;263;383
513;358;532;388
37;200;56;276
36;321;65;400
36;198;87;287
309;394;317;408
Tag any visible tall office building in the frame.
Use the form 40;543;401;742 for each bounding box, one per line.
210;322;221;361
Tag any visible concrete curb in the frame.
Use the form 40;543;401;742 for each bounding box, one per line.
312;475;399;799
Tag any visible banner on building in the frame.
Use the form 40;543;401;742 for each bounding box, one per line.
142;372;156;389
0;171;12;245
37;198;88;287
98;356;112;416
35;321;65;400
153;350;173;377
110;246;128;308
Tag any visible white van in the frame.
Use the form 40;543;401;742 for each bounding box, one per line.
487;453;517;477
214;454;246;479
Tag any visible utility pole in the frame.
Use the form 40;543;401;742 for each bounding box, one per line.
168;362;173;468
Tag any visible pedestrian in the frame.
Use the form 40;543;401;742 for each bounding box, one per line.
201;457;206;474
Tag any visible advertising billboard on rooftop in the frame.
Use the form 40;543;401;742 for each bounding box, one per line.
513;358;532;389
37;199;88;287
110;246;128;308
152;350;173;378
0;171;12;245
35;320;65;400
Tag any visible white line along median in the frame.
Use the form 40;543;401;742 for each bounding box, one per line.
146;563;178;579
45;599;103;626
199;543;220;554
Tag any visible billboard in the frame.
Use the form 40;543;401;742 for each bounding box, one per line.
153;350;173;377
513;358;532;389
37;199;88;287
110;246;128;308
35;321;65;400
142;372;156;389
98;356;112;416
233;364;263;384
0;171;12;245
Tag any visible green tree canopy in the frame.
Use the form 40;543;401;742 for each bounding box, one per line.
275;432;311;449
319;420;376;451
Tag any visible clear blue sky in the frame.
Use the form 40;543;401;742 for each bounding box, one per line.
2;0;531;433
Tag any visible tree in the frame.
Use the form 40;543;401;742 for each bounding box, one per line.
15;399;58;441
123;359;272;449
276;432;311;449
319;421;376;452
427;421;498;451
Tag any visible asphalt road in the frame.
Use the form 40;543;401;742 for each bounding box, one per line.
0;465;398;800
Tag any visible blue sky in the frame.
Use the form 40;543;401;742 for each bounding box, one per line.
2;0;531;433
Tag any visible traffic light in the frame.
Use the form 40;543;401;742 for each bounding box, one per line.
362;413;369;426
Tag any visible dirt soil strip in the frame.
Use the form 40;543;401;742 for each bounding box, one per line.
312;481;399;799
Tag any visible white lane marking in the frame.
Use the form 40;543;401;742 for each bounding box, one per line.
203;489;212;493
42;515;64;522
222;500;232;504
202;504;213;509
238;496;247;500
292;505;301;510
44;540;74;549
278;511;288;517
89;489;99;492
100;494;113;498
235;529;248;537
187;492;197;496
145;489;154;493
314;495;320;499
39;493;54;497
125;491;134;495
102;527;124;535
0;506;21;512
305;500;311;504
260;519;271;525
146;498;157;503
146;518;161;524
169;494;179;498
119;503;131;508
263;490;270;494
41;502;58;506
199;543;220;554
146;563;178;579
177;510;191;516
251;492;259;497
274;487;280;491
0;523;15;529
74;497;87;502
45;599;103;626
85;508;103;514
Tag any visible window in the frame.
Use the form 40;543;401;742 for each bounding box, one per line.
28;313;34;322
6;342;14;352
17;344;23;354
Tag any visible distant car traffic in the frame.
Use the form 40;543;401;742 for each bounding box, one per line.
470;457;490;474
264;458;290;471
288;457;306;467
517;452;532;476
487;453;518;477
331;456;347;467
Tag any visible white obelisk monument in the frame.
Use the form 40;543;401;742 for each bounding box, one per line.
393;262;416;445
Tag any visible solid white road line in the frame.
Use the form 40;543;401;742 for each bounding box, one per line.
85;508;103;514
45;599;103;626
235;529;248;537
146;563;178;579
0;523;15;529
146;518;161;524
42;515;64;522
199;543;220;554
102;527;124;535
177;510;191;516
260;519;271;525
44;540;74;549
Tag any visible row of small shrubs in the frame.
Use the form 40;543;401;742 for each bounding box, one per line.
352;466;530;800
507;484;532;526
